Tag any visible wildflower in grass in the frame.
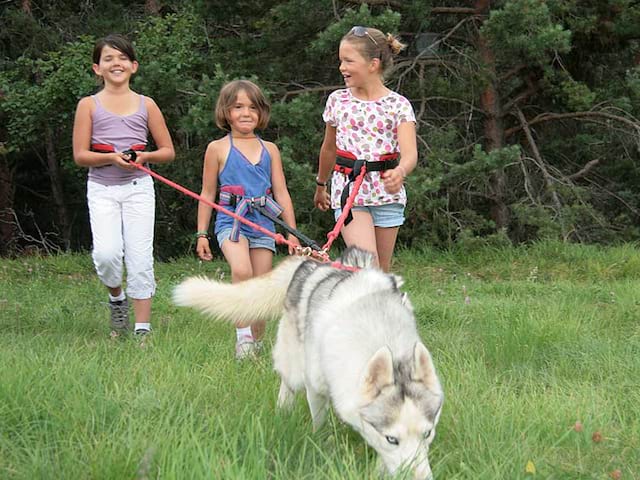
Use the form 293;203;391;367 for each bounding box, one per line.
525;460;536;474
527;266;539;282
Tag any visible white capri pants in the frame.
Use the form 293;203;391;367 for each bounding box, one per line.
87;175;156;299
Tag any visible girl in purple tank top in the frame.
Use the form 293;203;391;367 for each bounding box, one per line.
72;34;175;338
195;80;300;359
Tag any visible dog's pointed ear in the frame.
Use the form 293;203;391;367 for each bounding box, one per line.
412;342;441;393
361;346;394;402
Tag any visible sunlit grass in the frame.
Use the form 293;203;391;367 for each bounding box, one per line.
0;241;638;479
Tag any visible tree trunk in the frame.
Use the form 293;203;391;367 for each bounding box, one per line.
145;0;161;15
0;150;15;255
476;0;510;229
44;125;71;250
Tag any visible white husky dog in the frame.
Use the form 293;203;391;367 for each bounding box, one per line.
173;247;443;479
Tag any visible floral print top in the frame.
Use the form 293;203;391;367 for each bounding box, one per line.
323;88;416;208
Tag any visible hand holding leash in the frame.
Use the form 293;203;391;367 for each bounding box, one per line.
382;166;406;194
286;233;302;255
111;152;137;170
91;144;145;171
123;148;149;166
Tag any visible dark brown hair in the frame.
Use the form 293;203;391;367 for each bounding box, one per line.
342;27;406;75
92;34;137;64
215;80;270;131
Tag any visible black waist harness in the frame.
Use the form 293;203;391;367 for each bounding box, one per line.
334;149;399;226
334;151;399;178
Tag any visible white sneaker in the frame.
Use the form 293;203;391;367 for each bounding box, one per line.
235;335;258;360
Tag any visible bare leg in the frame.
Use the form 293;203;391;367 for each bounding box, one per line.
221;238;254;347
340;210;379;267
108;286;123;297
248;247;273;340
374;226;400;273
132;297;151;323
221;237;253;283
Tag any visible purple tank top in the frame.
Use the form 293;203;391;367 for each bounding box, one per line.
88;94;149;185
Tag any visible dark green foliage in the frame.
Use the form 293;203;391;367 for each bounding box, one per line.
1;0;640;257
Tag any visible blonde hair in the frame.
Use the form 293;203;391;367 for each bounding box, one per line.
215;80;270;131
342;26;406;75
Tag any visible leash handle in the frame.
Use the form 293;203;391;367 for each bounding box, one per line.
122;149;137;161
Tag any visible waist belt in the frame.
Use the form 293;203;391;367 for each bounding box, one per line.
334;150;399;226
219;190;283;242
91;143;147;161
334;150;399;178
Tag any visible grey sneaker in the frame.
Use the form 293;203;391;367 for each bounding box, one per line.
235;335;258;360
109;299;130;336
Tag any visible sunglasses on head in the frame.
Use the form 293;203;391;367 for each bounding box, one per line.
350;25;380;49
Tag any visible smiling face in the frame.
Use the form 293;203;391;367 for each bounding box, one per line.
92;45;138;86
226;89;260;136
338;40;381;89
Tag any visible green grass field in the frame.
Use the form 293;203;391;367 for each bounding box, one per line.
1;241;638;479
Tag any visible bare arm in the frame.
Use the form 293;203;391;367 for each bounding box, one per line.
313;123;337;211
135;97;175;165
382;121;417;194
195;141;221;261
269;143;301;254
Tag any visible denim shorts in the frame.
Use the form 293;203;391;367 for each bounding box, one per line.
333;202;405;228
216;228;276;253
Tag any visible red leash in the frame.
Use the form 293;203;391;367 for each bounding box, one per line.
321;165;367;253
93;142;364;266
131;162;362;269
92;143;323;256
129;162;313;256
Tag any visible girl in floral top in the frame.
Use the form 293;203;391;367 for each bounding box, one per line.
314;26;417;272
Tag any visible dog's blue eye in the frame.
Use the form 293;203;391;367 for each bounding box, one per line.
385;435;399;445
423;430;432;439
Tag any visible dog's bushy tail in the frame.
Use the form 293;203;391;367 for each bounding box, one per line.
172;256;306;327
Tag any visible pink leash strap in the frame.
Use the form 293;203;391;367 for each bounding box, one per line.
129;162;305;253
321;165;367;253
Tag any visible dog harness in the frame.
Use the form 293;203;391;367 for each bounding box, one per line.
219;186;321;250
218;186;282;242
334;149;399;225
